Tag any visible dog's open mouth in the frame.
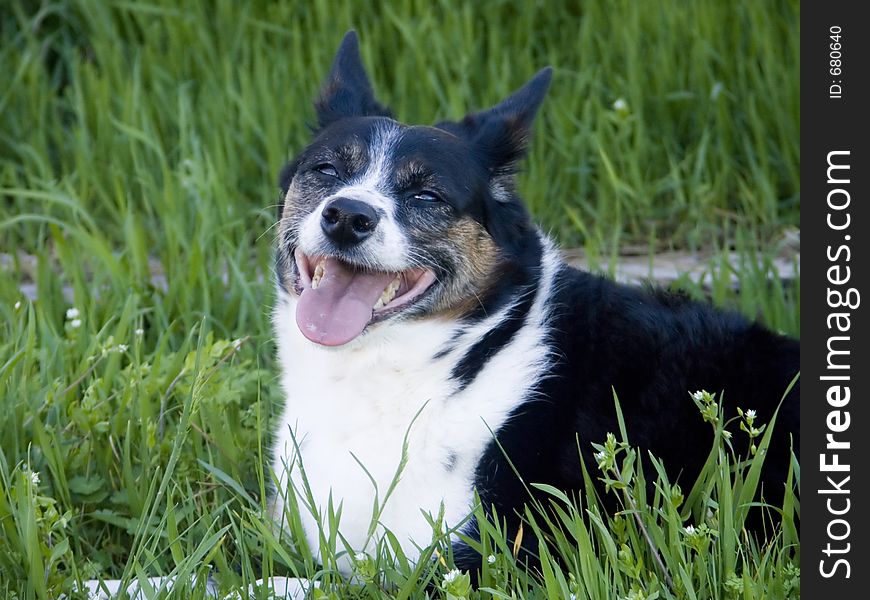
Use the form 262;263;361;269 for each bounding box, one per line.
293;249;436;346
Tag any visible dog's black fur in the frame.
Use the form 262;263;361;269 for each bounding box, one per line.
461;269;799;567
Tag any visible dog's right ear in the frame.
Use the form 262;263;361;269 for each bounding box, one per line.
315;30;392;130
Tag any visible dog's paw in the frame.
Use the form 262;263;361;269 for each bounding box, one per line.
76;575;318;599
250;577;320;599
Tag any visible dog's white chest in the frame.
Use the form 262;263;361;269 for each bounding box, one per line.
271;302;476;562
270;274;554;568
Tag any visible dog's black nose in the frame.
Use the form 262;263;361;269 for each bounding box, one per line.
320;197;380;247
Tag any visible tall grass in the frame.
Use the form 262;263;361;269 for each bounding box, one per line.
2;0;799;250
0;0;799;597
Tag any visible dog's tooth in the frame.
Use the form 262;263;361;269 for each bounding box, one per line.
383;274;400;297
379;289;393;305
311;262;325;289
374;276;401;310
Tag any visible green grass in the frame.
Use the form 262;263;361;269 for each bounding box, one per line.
0;0;799;597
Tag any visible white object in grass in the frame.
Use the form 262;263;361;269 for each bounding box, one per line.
77;576;317;599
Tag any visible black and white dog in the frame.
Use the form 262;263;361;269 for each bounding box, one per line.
271;31;800;574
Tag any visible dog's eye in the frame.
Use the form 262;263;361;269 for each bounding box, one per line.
412;191;442;204
314;163;340;178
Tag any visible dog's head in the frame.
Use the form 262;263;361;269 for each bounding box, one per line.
275;31;551;346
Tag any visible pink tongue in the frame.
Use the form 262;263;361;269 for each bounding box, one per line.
296;258;396;346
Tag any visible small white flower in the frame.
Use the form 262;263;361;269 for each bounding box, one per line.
134;328;144;336
116;344;128;353
14;300;21;310
745;409;756;419
684;525;696;535
354;552;367;562
66;307;80;320
70;318;82;329
232;338;243;350
443;568;461;584
30;470;40;486
612;98;629;112
487;554;496;564
594;450;607;462
692;391;705;402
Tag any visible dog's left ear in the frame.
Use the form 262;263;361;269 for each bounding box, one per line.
438;68;552;255
437;67;552;174
315;30;392;130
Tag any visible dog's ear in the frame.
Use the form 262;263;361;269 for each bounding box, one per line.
438;69;552;256
437;67;552;174
315;30;392;130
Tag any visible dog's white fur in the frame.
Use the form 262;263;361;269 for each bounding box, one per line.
270;236;561;571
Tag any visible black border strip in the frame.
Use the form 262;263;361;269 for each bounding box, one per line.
802;1;870;594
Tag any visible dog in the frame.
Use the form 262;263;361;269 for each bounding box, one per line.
270;31;800;576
